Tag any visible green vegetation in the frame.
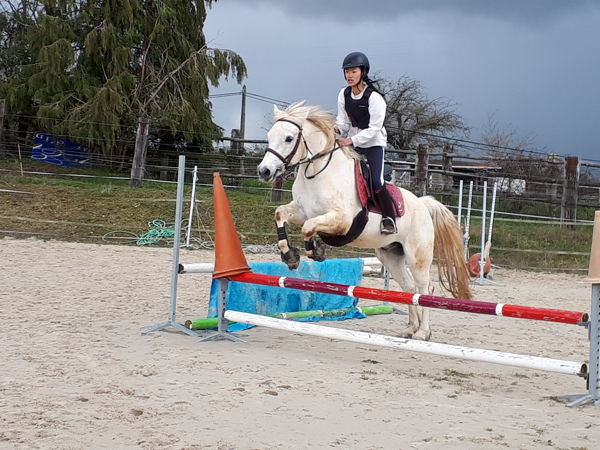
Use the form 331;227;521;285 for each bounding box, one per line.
0;1;246;155
0;160;594;272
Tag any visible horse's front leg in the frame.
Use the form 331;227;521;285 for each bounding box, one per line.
275;202;306;270
301;210;350;260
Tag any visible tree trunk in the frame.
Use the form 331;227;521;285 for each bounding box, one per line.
130;118;150;187
0;99;5;156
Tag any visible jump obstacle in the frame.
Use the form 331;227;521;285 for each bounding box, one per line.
143;155;600;406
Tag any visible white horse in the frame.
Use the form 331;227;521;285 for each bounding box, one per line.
257;102;471;340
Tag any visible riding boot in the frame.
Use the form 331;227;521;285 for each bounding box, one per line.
374;187;398;235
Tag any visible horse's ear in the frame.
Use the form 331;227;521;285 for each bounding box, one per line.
273;104;282;114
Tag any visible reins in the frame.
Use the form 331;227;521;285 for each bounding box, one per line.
265;118;342;179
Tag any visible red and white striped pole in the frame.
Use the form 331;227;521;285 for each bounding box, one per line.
229;272;588;325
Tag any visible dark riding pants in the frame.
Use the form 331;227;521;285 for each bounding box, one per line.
355;146;385;190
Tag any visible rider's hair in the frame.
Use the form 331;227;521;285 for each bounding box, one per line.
363;75;385;100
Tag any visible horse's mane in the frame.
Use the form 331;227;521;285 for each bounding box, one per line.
274;101;360;160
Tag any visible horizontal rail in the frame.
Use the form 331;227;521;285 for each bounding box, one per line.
178;257;382;275
228;272;588;325
225;310;586;376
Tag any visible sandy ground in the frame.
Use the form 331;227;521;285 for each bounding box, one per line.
1;237;599;450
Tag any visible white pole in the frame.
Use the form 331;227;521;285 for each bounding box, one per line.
485;182;498;256
179;258;382;276
457;179;463;226
185;166;198;247
225;310;584;376
17;144;24;176
464;181;473;260
479;181;488;283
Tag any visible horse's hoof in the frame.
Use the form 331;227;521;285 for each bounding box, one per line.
281;247;301;270
412;329;432;341
310;238;327;262
311;247;326;262
398;327;415;339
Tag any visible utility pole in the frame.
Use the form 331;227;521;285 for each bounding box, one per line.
237;85;247;157
240;85;246;140
0;99;5;155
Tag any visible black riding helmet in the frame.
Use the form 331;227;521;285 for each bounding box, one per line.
342;52;370;75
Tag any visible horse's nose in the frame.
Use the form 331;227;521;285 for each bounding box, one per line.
258;166;271;180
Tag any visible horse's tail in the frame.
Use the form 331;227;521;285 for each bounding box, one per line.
419;196;472;300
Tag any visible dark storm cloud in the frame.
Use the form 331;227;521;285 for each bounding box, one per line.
224;0;600;25
206;1;600;160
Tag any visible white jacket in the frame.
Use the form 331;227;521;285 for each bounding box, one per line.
335;86;388;148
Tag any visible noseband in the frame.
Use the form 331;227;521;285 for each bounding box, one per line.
264;118;306;168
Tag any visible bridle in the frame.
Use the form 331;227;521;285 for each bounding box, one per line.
264;118;307;167
264;118;341;179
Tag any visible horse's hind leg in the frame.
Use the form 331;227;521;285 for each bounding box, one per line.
404;241;434;341
375;245;421;339
301;211;350;261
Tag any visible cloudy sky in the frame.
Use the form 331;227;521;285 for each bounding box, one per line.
204;1;600;161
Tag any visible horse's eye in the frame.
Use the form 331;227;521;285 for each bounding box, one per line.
285;136;293;143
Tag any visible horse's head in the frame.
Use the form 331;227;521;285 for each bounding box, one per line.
257;102;336;182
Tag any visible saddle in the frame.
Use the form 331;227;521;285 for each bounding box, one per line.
356;160;405;218
319;160;405;247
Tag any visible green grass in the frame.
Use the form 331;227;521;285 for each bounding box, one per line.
0;161;594;271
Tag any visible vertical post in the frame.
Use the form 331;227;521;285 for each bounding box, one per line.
457;179;464;226
547;153;561;206
271;175;284;202
131;118;150;187
464;180;473;260
588;284;600;404
565;211;600;406
478;181;488;283
487;182;497;246
415;144;429;197
168;155;185;322
561;156;580;229
230;129;241;154
200;278;243;342
217;279;229;333
587;210;600;404
442;144;454;191
17;143;24;176
141;155;201;337
0;99;5;155
240;85;247;140
159;154;170;181
185;166;198;247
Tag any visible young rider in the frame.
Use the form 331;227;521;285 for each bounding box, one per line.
335;51;397;234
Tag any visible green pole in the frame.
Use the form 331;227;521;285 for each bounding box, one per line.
185;305;393;330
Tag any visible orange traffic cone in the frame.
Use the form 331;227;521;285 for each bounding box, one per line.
212;172;251;279
587;210;600;283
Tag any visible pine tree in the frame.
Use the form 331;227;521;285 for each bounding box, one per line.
0;0;246;156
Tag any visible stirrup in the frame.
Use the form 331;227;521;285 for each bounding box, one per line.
380;217;397;235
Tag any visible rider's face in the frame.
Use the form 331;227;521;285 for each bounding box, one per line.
344;67;362;86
